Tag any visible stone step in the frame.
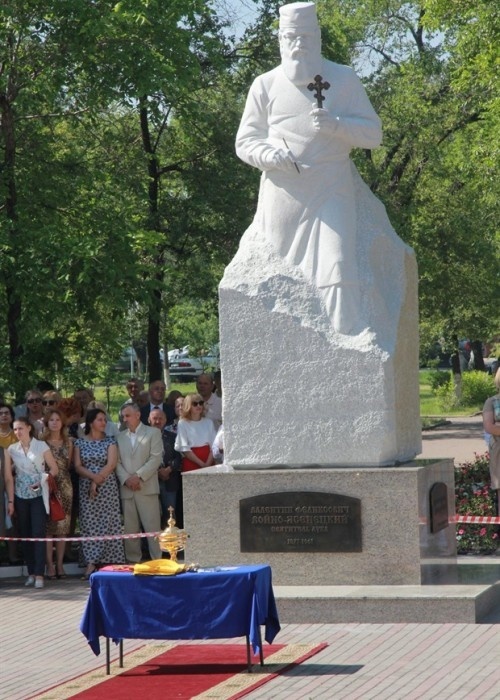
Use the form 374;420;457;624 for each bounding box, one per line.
274;556;500;624
274;580;500;624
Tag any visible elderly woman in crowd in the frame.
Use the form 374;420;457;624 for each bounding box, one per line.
483;368;500;513
4;417;59;589
74;407;125;579
0;403;16;450
41;408;73;579
23;389;45;437
174;393;216;472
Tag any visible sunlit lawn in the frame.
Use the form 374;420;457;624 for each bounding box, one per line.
419;369;483;418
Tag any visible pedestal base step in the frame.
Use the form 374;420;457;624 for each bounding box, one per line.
275;579;500;624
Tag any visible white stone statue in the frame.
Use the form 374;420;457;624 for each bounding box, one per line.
219;1;421;468
235;1;382;334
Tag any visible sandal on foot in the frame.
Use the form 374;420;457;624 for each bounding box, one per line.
81;564;96;580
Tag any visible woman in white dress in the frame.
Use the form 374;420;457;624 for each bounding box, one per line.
175;394;216;472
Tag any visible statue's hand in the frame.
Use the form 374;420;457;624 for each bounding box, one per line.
262;147;299;173
310;105;338;135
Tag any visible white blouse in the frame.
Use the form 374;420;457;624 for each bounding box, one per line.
175;418;217;453
8;438;49;500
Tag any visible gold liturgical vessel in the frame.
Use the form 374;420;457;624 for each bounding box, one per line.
157;507;188;563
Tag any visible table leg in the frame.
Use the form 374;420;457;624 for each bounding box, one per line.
258;625;264;667
119;639;124;668
106;637;110;675
246;635;252;673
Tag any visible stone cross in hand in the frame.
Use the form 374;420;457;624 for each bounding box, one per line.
307;74;331;108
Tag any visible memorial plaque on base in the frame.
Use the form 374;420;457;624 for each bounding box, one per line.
429;482;449;534
240;491;362;552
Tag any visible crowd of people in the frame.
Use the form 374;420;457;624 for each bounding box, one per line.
0;373;223;587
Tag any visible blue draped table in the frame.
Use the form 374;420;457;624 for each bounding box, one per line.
80;564;280;671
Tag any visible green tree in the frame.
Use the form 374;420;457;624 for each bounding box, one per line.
0;1;248;393
317;0;499;355
0;2;145;395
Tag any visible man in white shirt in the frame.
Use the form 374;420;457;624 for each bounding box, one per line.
118;378;145;430
116;403;163;562
196;374;222;429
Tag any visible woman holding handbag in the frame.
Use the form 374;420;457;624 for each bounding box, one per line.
42;409;73;580
174;394;216;472
4;417;58;589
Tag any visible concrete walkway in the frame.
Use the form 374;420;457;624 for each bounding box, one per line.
418;414;487;465
1;416;498;700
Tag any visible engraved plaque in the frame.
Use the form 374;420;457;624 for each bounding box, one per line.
240;491;362;553
429;482;449;534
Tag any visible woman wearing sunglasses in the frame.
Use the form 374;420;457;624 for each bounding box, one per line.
42;391;62;415
174;394;216;472
24;390;45;438
0;403;16;449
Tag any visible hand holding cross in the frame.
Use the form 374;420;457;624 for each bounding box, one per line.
307;75;330;108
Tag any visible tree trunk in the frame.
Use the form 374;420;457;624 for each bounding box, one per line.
1;94;25;393
147;285;163;382
471;340;485;371
139;97;165;383
450;334;462;401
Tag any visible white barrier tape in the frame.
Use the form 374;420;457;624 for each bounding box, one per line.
0;531;161;543
2;516;498;541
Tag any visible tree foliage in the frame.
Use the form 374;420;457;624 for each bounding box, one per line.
0;0;498;397
317;0;499;348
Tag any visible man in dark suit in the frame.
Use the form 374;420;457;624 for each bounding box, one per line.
140;379;172;425
148;408;182;527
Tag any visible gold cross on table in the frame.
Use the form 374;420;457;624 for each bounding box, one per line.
307;74;331;108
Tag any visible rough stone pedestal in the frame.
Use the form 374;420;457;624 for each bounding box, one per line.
219;166;421;468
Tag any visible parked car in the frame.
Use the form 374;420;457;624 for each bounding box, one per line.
199;344;220;370
168;356;203;382
111;347;138;373
160;346;190;364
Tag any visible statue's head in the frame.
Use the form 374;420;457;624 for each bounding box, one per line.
279;2;322;85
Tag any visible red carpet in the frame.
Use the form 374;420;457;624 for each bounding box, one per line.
34;642;327;700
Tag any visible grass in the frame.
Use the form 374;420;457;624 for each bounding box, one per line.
419;369;485;418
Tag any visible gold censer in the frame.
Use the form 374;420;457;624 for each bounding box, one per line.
157;507;188;563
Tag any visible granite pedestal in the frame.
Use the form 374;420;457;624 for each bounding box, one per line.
182;459;456;586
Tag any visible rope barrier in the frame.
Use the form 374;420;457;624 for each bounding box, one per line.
454;515;500;525
0;532;161;542
0;516;498;542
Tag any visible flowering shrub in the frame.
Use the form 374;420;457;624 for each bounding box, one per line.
455;453;498;554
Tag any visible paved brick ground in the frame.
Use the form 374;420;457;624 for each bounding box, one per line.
1;416;498;700
1;576;499;700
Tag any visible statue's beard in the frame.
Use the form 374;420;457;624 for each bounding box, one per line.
281;50;321;86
